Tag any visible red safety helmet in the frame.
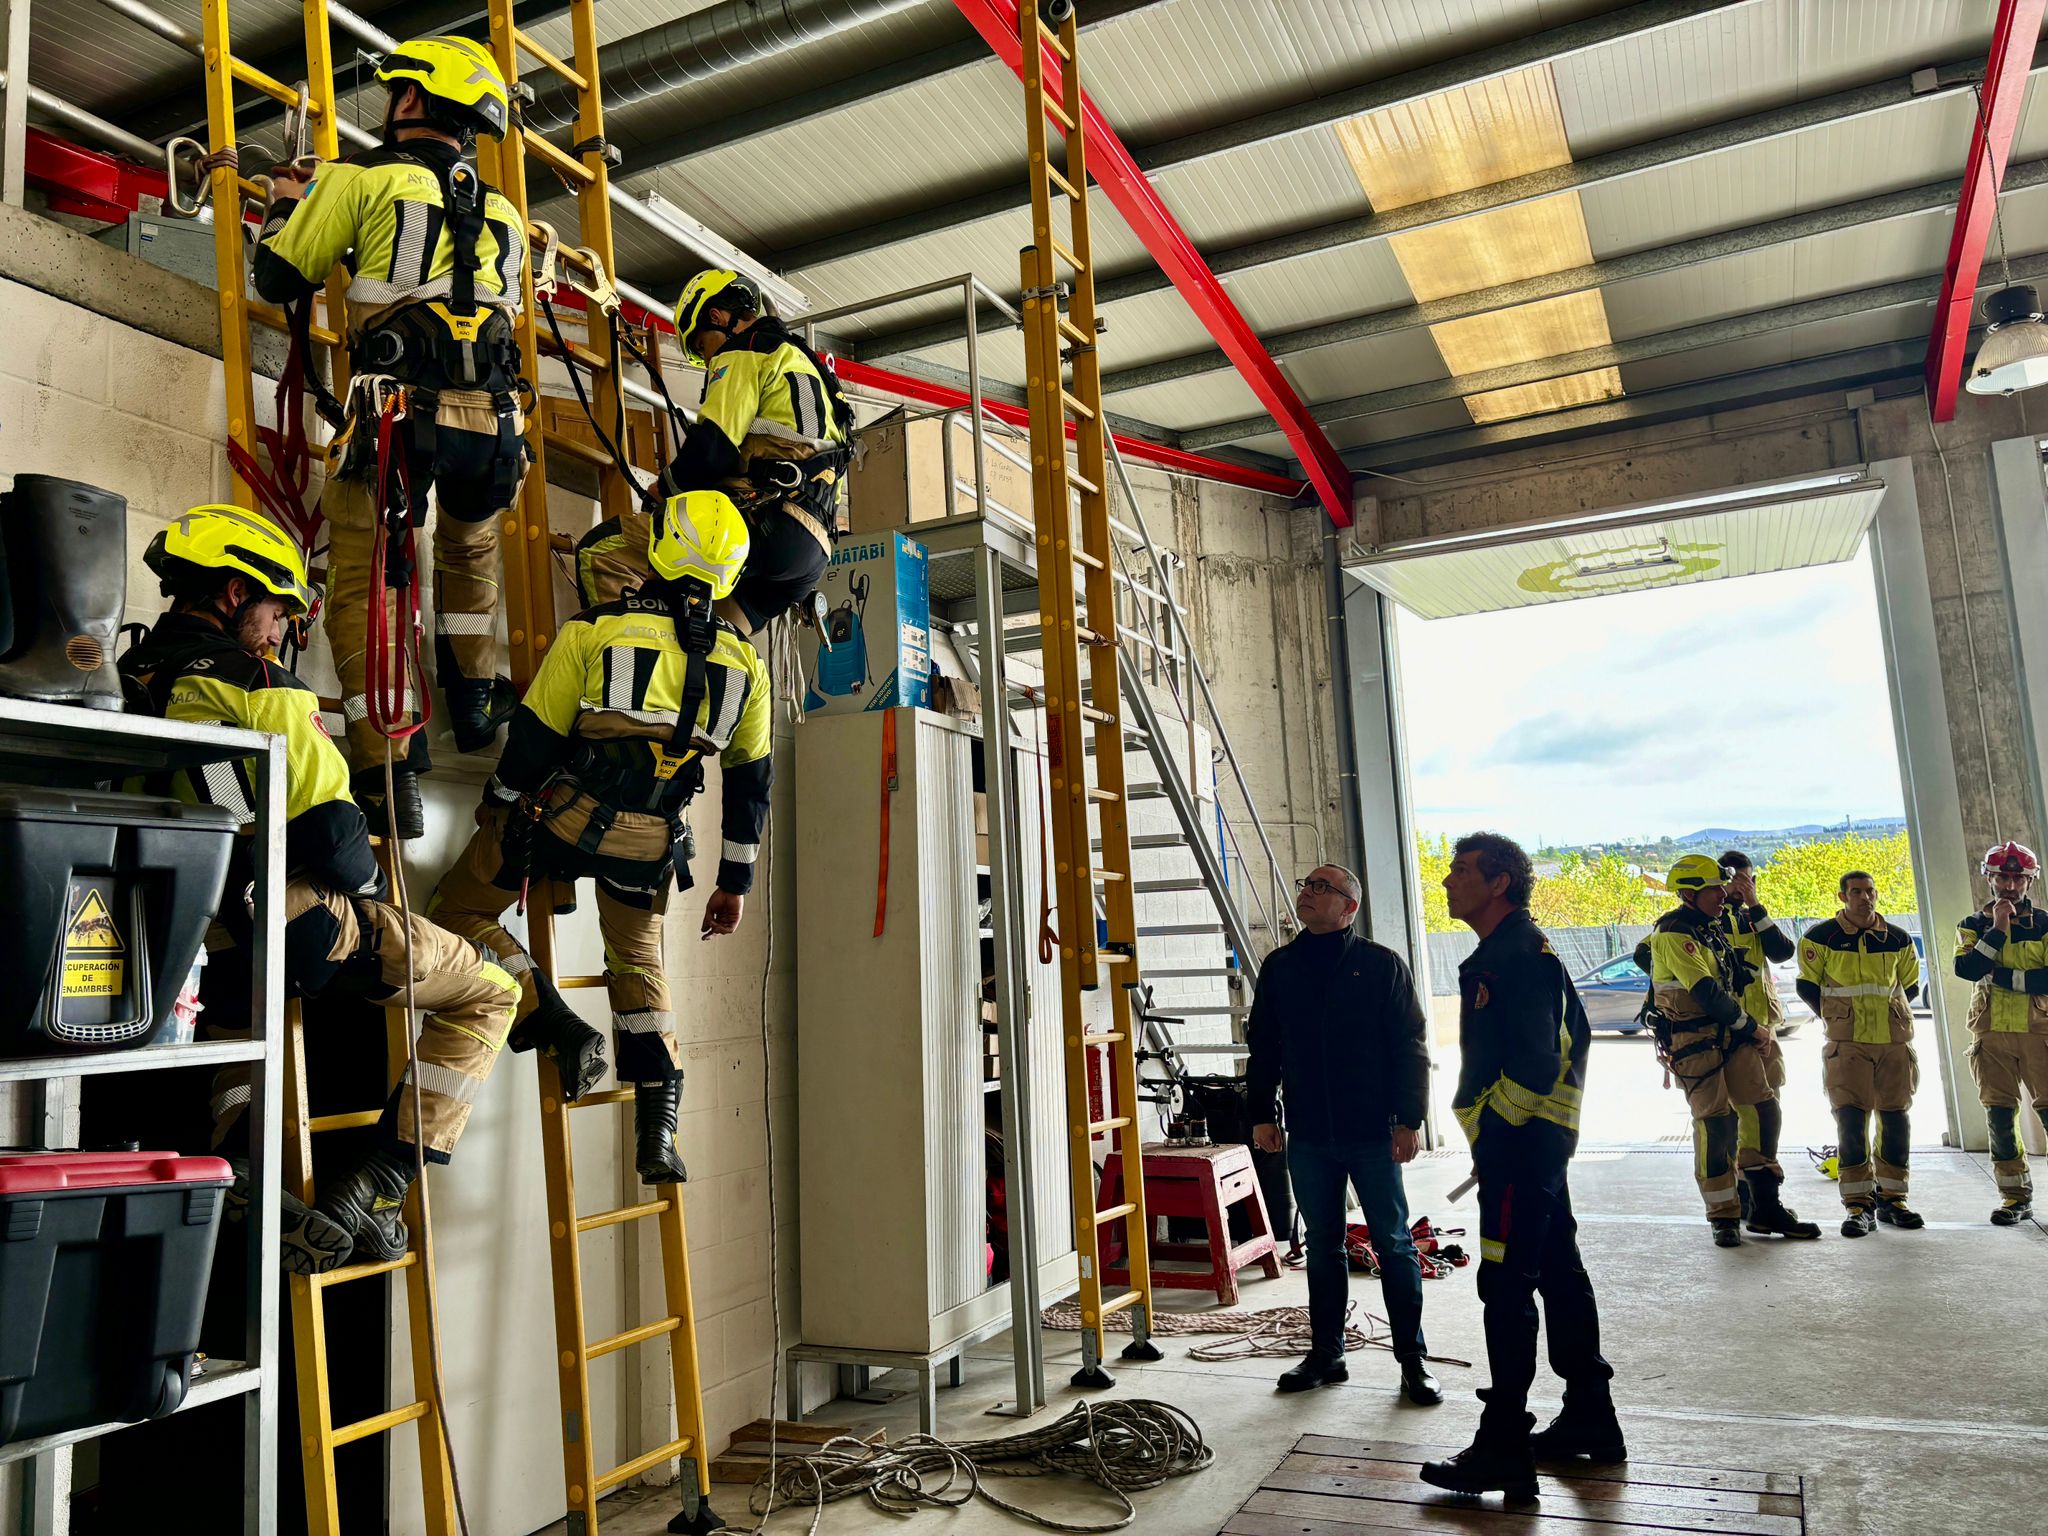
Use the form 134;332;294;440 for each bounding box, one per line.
1981;841;2041;877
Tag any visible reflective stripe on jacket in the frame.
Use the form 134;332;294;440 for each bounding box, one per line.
1798;916;1919;1044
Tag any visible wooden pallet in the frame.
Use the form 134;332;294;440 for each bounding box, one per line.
1220;1436;1807;1535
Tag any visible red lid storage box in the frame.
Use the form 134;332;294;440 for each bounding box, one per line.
0;1150;233;1446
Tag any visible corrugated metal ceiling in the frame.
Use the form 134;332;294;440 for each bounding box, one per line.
22;0;2044;473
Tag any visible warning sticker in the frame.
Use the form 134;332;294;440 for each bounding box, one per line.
61;888;125;998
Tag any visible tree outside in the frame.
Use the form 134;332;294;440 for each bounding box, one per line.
1414;830;1916;933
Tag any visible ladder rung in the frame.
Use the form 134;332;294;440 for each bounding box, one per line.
1088;1116;1131;1134
1060;390;1096;421
1099;1289;1146;1319
524;126;597;186
1123;834;1191;850
1093;1201;1137;1225
1134;878;1207;894
1139;923;1225;936
1080;704;1116;724
331;1399;429;1448
1058;316;1092;347
1038;21;1072;60
1046;162;1080;200
307;1110;383;1133
1043;94;1076;132
1094;951;1134;966
1169;1004;1253;1016
1050;237;1087;274
543;429;612;468
246;299;340;348
1073;547;1104;571
514;26;589;90
1086;787;1121;803
1091;867;1127;883
577;1199;671;1234
1147;967;1242;979
316;1250;419;1288
1066;468;1101;496
572;1086;636;1109
538;331;611;372
560;974;607;989
596;1437;694;1496
1074;624;1108;646
587;1314;682;1361
228;56;313;112
1081;1032;1126;1045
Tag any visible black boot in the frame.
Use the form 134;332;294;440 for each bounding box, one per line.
634;1080;689;1184
1400;1357;1443;1405
1841;1206;1876;1238
315;1142;417;1264
1991;1198;2033;1226
445;676;519;754
0;476;125;710
1276;1352;1348;1392
1711;1218;1743;1247
506;985;608;1102
353;767;425;841
1744;1172;1821;1239
1873;1197;1924;1230
1419;1420;1539;1501
1529;1395;1626;1463
225;1157;354;1275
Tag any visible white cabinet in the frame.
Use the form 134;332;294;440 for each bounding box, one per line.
795;708;1075;1358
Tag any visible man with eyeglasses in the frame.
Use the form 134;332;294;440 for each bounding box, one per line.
1246;864;1440;1406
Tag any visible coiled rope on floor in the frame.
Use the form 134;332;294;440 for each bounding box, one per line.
748;1399;1212;1535
1040;1299;1472;1369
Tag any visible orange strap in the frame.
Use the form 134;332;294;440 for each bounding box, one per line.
874;709;898;938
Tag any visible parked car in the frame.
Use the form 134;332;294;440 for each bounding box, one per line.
1572;955;1650;1034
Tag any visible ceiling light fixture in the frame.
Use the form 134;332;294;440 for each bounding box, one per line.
1967;283;2048;395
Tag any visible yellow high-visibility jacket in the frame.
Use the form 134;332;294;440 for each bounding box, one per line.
1798;917;1919;1043
1953;901;2048;1034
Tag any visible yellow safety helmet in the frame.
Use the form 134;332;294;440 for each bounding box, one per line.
649;491;750;598
144;506;315;615
673;270;761;366
1668;854;1727;894
375;35;509;139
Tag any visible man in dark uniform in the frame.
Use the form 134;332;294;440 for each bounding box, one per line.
1422;832;1621;1498
1245;863;1439;1406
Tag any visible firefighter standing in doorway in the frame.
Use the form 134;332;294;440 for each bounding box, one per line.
253;35;530;839
120;506;520;1272
1797;870;1923;1237
1640;856;1803;1246
1716;849;1820;1239
428;491;772;1184
1953;841;2048;1225
575;271;855;625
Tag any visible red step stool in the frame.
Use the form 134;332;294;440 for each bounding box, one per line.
1098;1142;1281;1308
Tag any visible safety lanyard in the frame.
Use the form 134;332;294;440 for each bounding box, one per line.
364;392;430;741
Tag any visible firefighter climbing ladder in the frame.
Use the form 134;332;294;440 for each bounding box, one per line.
478;3;720;1530
1015;0;1162;1387
198;5;460;1531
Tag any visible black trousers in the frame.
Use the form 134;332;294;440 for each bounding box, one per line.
1473;1119;1612;1439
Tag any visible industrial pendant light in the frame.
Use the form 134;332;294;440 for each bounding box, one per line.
1967;284;2048;395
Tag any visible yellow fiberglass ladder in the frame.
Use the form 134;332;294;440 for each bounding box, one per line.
199;6;459;1531
1015;0;1161;1388
478;4;720;1531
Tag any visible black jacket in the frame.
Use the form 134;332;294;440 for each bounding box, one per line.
1244;927;1430;1140
1451;908;1589;1156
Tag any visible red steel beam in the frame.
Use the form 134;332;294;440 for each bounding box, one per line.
1926;0;2047;420
950;0;1353;525
539;288;1307;498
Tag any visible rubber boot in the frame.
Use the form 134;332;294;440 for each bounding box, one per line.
0;476;125;710
506;981;608;1102
224;1157;353;1275
353;766;425;841
1743;1170;1821;1239
1991;1198;2033;1226
1529;1395;1627;1464
634;1080;689;1184
1873;1197;1925;1230
1419;1416;1539;1501
445;675;519;754
315;1142;417;1264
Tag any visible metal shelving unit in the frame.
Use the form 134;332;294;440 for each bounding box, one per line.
0;697;282;1536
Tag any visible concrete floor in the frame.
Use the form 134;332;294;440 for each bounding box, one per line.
555;1143;2043;1536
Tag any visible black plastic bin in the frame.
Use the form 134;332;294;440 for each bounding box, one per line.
0;787;234;1052
0;1150;233;1445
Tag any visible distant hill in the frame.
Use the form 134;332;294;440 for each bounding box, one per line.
1678;818;1904;843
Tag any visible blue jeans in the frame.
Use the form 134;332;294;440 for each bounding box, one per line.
1288;1135;1426;1362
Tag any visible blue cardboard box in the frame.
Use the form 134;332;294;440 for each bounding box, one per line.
801;530;932;715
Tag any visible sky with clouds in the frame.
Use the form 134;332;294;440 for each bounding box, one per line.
1391;552;1906;849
